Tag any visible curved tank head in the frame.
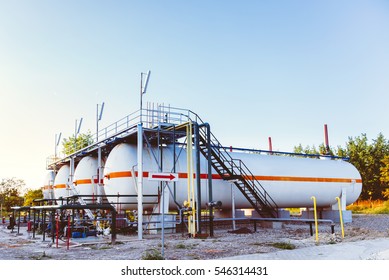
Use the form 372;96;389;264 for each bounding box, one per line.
53;164;72;203
103;143;159;210
73;156;104;203
42;170;55;200
248;154;363;208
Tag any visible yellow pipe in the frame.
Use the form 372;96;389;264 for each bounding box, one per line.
189;121;196;235
185;121;196;236
310;196;319;242
186;123;191;234
335;197;345;238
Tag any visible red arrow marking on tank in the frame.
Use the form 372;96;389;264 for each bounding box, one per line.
148;172;178;181
151;174;175;180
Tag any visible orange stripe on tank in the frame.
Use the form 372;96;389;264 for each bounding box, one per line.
74;178;103;185
105;171;361;184
74;179;92;185
106;171;149;179
247;175;362;184
53;184;67;189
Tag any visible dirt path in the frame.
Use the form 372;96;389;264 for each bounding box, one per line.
0;214;388;260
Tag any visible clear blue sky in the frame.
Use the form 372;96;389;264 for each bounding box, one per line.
1;0;389;190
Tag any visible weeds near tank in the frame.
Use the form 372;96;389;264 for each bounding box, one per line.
88;244;112;250
141;249;164;260
175;243;186;249
175;243;198;249
328;238;337;245
270;242;296;250
186;253;201;260
347;200;389;214
29;251;52;260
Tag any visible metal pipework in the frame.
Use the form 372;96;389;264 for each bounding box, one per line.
30;204;117;244
311;196;319;242
206;201;222;208
336;196;345;238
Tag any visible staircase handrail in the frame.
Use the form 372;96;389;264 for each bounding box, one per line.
197;128;278;209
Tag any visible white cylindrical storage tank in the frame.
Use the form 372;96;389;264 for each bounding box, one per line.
73;156;103;203
103;143;362;211
53;164;72;203
42;170;55;200
104;143;167;210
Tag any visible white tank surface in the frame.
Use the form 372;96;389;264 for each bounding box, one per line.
103;143;167;210
103;143;362;211
53;164;72;202
73;156;103;203
42;170;55;200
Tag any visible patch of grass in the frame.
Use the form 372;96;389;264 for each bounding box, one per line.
251;242;263;246
347;200;389;214
175;243;186;249
175;243;198;249
285;208;302;216
186;253;201;260
270;242;296;250
29;251;52;260
141;249;164;260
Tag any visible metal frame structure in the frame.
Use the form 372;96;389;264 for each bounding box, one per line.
45;105;281;237
3;103;356;257
43;104;350;239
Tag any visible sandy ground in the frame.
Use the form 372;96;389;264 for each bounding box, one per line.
0;214;388;260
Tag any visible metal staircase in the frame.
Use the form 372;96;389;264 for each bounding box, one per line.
68;183;95;220
197;126;279;218
142;105;279;218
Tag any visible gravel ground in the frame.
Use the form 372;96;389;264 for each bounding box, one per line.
0;214;388;260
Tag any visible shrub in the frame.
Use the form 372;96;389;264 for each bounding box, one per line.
270;242;296;250
141;249;164;260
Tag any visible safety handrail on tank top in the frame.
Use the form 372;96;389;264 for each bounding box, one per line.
46;105;224;166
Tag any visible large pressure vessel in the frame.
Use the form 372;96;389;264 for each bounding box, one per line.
53;164;72;202
103;143;362;211
42;170;55;200
73;156;102;203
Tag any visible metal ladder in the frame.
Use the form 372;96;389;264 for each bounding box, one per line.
68;183;95;220
197;126;279;218
145;105;279;218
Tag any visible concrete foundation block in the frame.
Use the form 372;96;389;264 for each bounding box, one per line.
321;210;353;223
259;221;284;229
301;210;353;223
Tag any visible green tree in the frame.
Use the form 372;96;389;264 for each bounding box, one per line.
347;133;389;200
335;145;348;158
0;178;25;211
294;133;389;201
23;188;43;206
380;155;389;199
293;144;319;156
62;131;94;155
293;143;337;157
